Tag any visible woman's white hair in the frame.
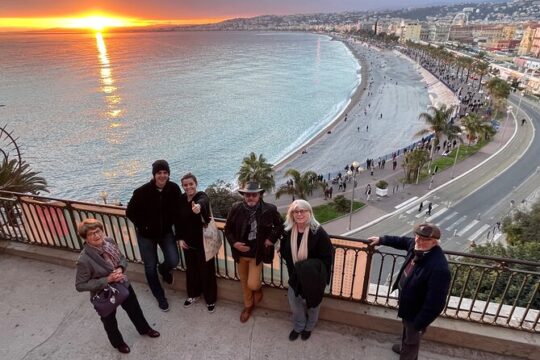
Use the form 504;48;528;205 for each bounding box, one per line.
284;199;320;231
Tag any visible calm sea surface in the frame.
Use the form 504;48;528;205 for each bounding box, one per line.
0;31;360;203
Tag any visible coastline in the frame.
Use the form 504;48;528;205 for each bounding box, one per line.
273;34;369;172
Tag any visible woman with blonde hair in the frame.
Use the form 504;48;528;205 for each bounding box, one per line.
280;199;333;341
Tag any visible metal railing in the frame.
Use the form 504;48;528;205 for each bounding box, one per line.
0;190;538;332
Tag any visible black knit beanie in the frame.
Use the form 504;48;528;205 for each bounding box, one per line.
152;160;170;176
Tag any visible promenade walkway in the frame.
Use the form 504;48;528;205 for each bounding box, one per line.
0;254;521;360
267;99;518;239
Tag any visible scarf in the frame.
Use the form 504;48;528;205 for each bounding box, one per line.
291;224;309;264
243;202;259;242
90;239;122;269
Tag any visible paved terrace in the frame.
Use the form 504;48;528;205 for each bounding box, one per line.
0;253;528;360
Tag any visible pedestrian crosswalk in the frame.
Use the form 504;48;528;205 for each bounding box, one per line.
398;200;503;246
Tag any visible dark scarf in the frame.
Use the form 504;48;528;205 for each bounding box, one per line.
243;201;260;242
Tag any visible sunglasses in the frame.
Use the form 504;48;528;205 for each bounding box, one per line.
244;193;260;198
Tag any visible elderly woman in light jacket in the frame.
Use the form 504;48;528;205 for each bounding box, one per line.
75;218;160;354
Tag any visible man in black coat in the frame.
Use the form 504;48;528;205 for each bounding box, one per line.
225;181;283;323
126;160;182;312
368;223;451;360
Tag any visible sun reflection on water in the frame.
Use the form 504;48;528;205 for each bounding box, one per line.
95;32;124;122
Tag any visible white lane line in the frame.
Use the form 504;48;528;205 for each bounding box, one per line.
406;206;419;214
395;196;419;209
438;211;458;226
456;220;479;237
468;224;490;241
414;203;440;218
446;216;467;231
492;232;502;242
426;207;448;222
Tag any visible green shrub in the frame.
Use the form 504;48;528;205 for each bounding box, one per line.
332;195;351;212
376;180;388;189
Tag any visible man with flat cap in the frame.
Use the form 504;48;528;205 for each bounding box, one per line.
225;181;284;323
368;223;451;360
126;160;182;312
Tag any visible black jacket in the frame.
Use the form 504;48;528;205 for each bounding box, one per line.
280;226;334;294
225;200;284;265
381;235;451;331
126;180;183;240
178;191;210;249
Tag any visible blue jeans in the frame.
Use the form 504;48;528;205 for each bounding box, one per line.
136;232;179;300
288;286;321;332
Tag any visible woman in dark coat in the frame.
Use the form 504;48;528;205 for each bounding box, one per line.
75;219;159;354
280;200;333;342
178;172;217;312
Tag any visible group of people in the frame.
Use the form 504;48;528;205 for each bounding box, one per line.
75;159;451;360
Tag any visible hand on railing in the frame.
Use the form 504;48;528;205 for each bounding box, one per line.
367;236;380;247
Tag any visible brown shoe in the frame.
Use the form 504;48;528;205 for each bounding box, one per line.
253;289;263;306
240;306;253;323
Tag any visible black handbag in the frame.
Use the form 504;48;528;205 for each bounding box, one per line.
91;282;129;317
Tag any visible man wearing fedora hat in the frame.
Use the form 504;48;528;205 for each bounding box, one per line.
368;223;451;360
225;181;284;323
126;160;182;312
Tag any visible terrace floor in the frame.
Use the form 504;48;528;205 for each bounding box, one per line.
1;254;525;360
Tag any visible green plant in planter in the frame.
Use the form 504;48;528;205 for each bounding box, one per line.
376;180;388;189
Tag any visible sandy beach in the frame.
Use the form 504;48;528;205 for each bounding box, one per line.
273;36;457;185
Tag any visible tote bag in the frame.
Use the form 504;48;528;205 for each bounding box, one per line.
202;205;222;261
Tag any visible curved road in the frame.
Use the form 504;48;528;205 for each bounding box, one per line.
351;93;540;253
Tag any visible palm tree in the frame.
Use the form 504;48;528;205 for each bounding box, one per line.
474;61;490;90
0;158;48;194
402;149;430;183
461;113;496;144
236;152;275;192
416;104;461;172
275;169;320;200
486;78;511;119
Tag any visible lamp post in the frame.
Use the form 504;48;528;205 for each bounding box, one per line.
451;133;463;178
347;160;360;231
500;105;513;146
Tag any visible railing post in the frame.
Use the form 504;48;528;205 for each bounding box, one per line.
360;244;374;303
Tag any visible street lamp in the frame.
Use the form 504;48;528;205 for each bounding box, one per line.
451;133;463;178
347;160;360;231
500;105;513;146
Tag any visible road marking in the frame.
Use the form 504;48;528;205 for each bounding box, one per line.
468;224;490;241
414;203;440;218
492;232;502;242
426;207;448;222
395;196;419;209
456;220;479;237
446;216;467;231
438;211;458;226
406;206;419;214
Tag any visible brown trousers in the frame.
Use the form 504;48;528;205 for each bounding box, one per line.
237;257;263;307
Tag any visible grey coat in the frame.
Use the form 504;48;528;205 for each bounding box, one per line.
75;237;128;298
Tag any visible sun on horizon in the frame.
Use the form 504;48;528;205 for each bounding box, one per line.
0;13;226;32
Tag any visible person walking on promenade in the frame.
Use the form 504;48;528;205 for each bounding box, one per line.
126;160;182;312
75;219;160;354
225;182;284;323
368;223;451;360
178;172;217;313
280;200;333;341
365;184;372;202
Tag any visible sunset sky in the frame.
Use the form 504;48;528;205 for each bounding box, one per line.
0;0;488;31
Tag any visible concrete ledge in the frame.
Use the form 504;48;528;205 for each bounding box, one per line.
1;240;536;359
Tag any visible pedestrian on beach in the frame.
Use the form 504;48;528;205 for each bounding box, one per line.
225;182;284;323
368;223;451;359
126;160;182;312
75;219;161;354
177;172;217;313
280;200;333;342
521;118;526;126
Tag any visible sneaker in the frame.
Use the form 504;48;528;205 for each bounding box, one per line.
300;330;311;341
183;297;199;308
288;330;300;341
391;344;401;354
207;304;215;313
158;298;170;312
